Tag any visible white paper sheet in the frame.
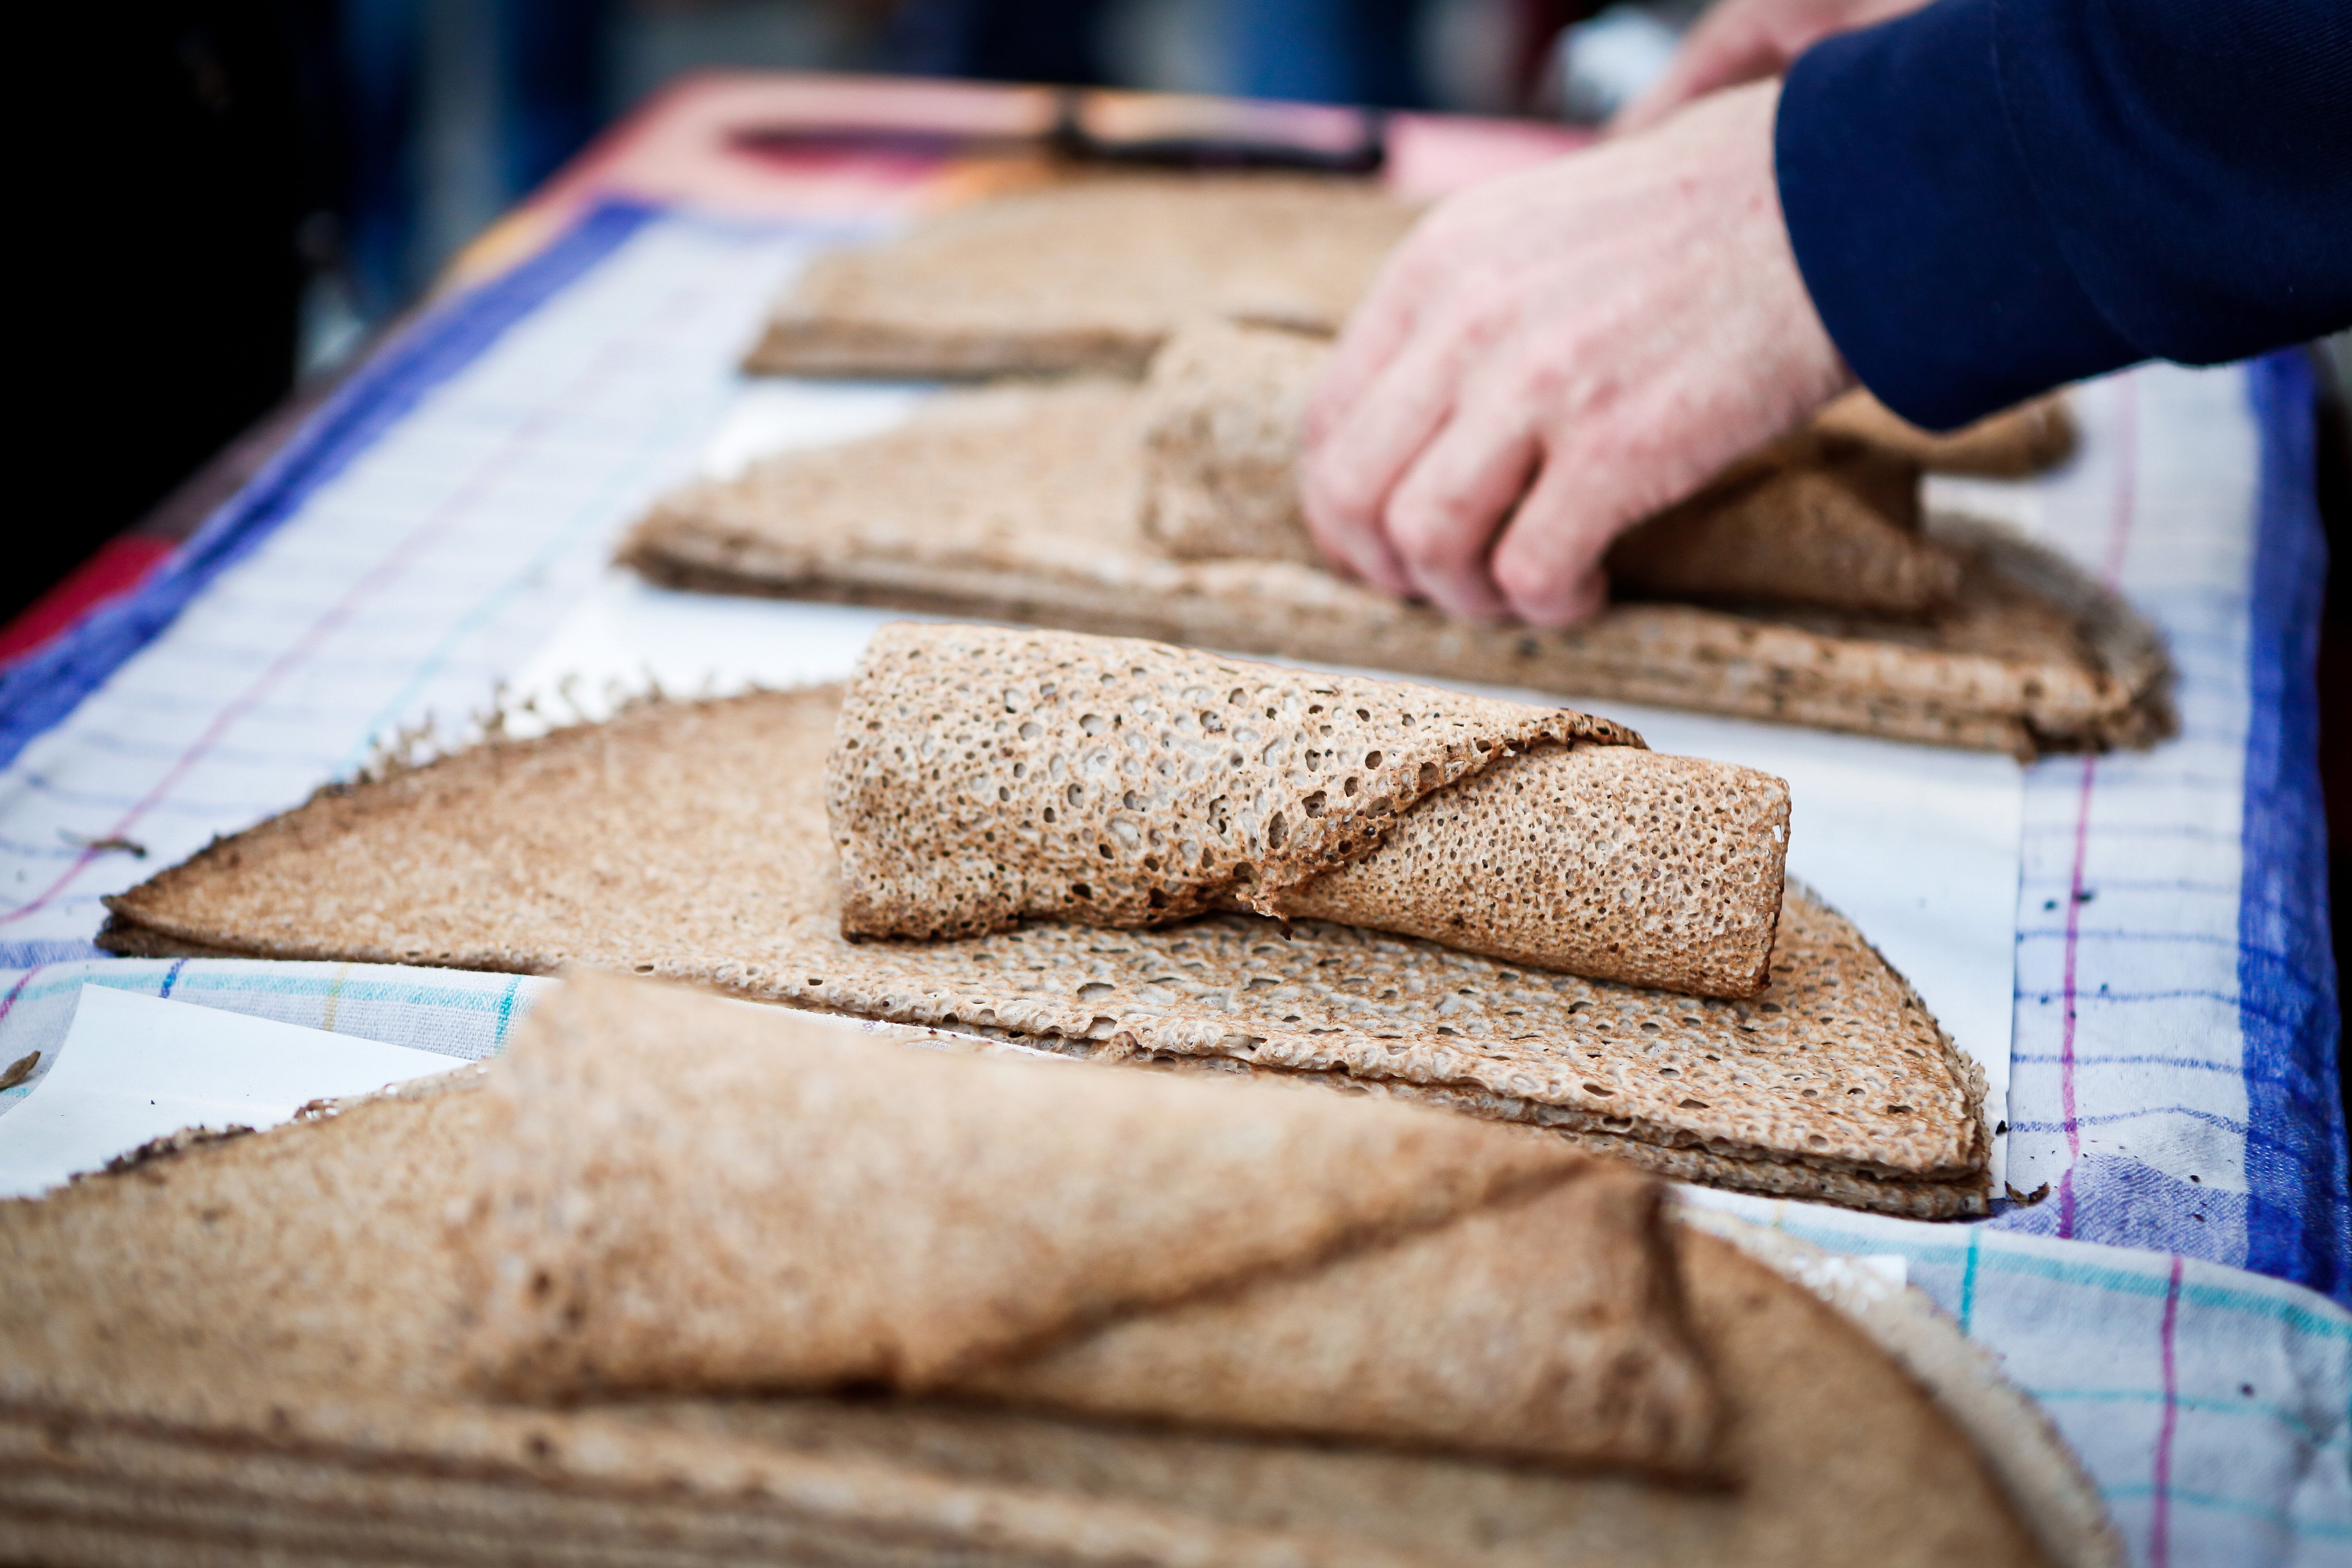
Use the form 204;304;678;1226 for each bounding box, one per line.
0;987;459;1198
512;568;2022;1185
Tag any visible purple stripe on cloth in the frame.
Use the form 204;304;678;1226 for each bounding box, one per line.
2152;1254;2185;1568
1991;1157;2251;1281
0;203;661;934
2056;380;2138;1239
0;942;111;969
0;968;39;1029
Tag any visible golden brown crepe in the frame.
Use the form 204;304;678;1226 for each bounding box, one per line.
100;680;1989;1216
830;623;1788;998
0;973;2074;1567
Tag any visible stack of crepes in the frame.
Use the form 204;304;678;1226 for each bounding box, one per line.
101;624;1991;1217
0;970;2106;1567
627;171;2167;757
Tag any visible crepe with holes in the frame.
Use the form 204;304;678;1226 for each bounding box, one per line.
0;979;2068;1568
622;380;2169;757
829;624;1788;999
100;685;1990;1216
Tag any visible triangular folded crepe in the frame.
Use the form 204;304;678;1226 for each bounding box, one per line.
100;683;1990;1216
474;972;1717;1473
832;624;1788;998
744;172;1423;380
624;379;2169;755
0;973;2076;1567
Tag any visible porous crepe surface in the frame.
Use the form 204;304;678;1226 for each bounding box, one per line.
0;1074;489;1417
1140;317;1327;564
831;624;1787;997
1281;743;1788;998
1319;1068;1988;1218
0;1080;2057;1567
1135;320;1960;618
619;381;2167;756
831;621;1644;929
473;973;1717;1473
1815;389;2078;477
743;172;1421;380
99;687;1987;1204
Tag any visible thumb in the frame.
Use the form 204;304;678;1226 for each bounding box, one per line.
1608;13;1785;136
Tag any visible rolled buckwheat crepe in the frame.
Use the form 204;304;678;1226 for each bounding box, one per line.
1140;318;1959;616
829;623;1790;1000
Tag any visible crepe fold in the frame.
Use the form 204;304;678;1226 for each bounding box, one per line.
1143;320;1961;618
0;973;2082;1568
624;377;2170;758
832;624;1787;998
471;972;1717;1473
744;173;1421;380
99;684;1991;1216
1813;387;2078;477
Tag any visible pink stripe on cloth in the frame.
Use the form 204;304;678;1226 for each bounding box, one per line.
0;967;38;1029
2056;372;2141;1237
2150;1252;2185;1567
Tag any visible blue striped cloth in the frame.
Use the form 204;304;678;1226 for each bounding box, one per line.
0;203;2343;1564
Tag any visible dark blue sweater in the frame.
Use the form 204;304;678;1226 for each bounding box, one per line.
1775;0;2352;430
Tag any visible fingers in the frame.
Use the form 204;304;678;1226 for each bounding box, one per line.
1488;452;1628;627
1378;409;1539;621
1305;245;1423;448
1298;320;1465;597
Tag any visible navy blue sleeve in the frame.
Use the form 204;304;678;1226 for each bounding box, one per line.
1773;0;2352;431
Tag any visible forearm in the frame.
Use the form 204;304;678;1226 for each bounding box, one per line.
1777;0;2352;430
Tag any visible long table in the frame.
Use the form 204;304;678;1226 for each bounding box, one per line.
0;74;2343;1566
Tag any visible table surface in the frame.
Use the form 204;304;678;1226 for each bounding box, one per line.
0;73;2344;1568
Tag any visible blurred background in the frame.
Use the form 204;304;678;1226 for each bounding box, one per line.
19;0;2349;665
24;0;1701;637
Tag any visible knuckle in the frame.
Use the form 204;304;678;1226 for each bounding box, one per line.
1389;506;1483;574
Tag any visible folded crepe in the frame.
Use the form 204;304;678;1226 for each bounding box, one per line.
0;972;2094;1567
624;377;2170;756
744;172;1422;380
831;623;1789;999
100;678;1991;1217
472;972;1717;1476
740;171;2074;479
1813;387;2078;478
1142;318;1962;618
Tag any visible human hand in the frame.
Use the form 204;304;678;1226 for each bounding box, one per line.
1298;80;1852;626
1609;0;1929;136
